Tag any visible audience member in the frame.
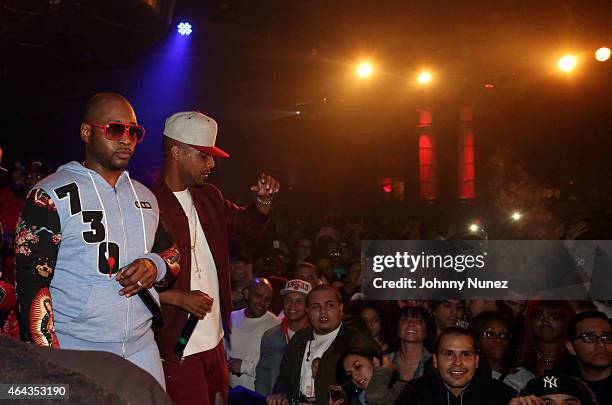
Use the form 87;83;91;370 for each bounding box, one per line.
256;279;312;395
470;311;534;392
341;258;363;302
564;311;611;405
291;237;313;269
231;255;254;311
521;300;575;376
391;306;434;382
340;347;406;405
360;305;390;353
294;261;322;286
267;284;379;405
510;374;598;405
431;300;465;337
228;278;280;391
389;327;515;404
465;298;499;319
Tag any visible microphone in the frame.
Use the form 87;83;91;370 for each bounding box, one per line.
174;314;198;357
138;289;164;327
117;264;163;327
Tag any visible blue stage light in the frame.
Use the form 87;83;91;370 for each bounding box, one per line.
177;22;192;36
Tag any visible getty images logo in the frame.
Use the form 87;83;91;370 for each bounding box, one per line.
543;376;558;389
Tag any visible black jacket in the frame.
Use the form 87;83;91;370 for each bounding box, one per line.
390;366;515;405
272;323;379;405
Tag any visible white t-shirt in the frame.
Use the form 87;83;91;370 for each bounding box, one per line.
228;308;281;390
299;324;342;398
173;189;223;356
288;328;296;340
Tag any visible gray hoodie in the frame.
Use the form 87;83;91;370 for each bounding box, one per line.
34;161;167;356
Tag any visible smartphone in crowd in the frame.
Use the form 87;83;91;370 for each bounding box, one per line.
328;385;347;404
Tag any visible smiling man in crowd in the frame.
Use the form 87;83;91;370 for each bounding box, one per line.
391;326;514;404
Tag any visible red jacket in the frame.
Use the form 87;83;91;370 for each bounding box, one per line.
151;179;269;363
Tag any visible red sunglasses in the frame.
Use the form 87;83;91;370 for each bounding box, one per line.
87;121;145;143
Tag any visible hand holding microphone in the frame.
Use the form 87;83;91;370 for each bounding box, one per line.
116;258;157;297
116;260;163;326
174;291;213;357
180;290;213;319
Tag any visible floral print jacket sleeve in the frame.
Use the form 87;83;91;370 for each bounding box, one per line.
15;189;61;347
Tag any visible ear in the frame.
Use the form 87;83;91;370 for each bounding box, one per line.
80;122;92;144
566;340;577;356
170;144;181;162
475;353;479;368
433;353;438;369
373;357;381;367
242;288;249;301
339;302;344;316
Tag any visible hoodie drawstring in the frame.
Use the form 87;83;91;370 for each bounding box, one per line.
124;171;148;254
87;172;111;277
446;389;464;405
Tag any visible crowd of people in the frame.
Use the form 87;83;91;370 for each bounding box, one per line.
0;93;610;405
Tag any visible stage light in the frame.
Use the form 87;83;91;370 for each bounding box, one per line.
469;223;480;233
356;62;374;78
296;110;301;115
595;47;611;62
177;22;192;36
558;55;577;73
511;211;522;222
417;71;432;85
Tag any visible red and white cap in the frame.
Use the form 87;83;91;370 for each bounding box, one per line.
163;111;230;158
280;279;312;297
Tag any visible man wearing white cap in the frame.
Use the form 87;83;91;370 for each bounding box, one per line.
151;111;280;405
255;279;312;395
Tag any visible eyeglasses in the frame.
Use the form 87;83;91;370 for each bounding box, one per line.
572;332;612;344
482;330;512;341
87;121;145;143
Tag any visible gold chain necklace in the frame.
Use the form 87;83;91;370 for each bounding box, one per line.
189;193;202;279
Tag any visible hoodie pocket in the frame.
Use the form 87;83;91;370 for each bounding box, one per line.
69;282;126;342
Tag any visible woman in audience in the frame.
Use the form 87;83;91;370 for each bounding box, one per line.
520;300;575;376
470;311;535;392
338;348;406;405
360;305;391;353
342;258;363;302
390;306;434;382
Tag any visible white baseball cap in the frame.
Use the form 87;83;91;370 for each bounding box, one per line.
163;111;229;158
281;279;312;297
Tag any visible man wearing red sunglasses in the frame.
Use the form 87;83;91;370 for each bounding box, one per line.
15;93;180;389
